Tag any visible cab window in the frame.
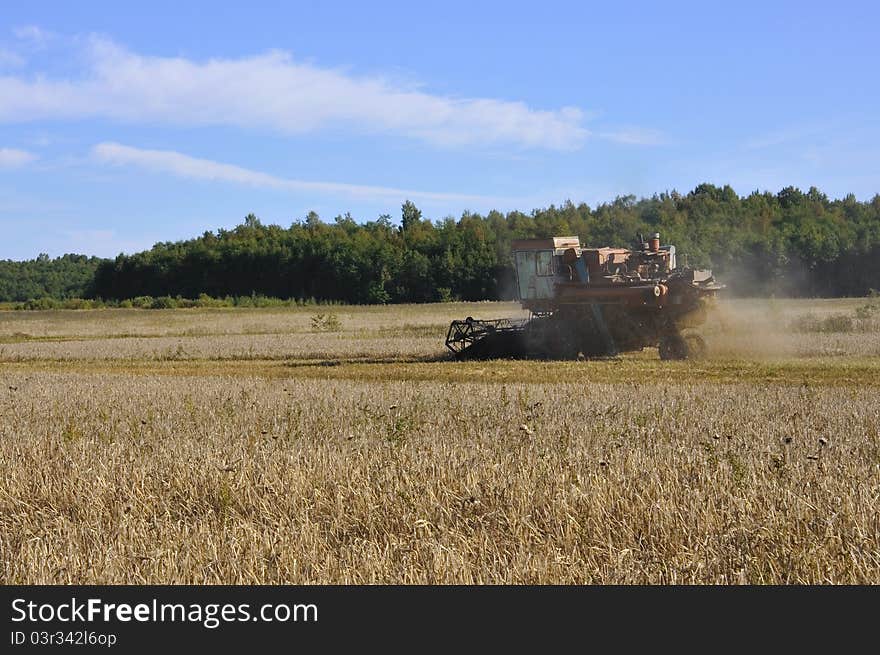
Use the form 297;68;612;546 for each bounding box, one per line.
536;250;554;276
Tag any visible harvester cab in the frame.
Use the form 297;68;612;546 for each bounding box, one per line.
446;233;722;360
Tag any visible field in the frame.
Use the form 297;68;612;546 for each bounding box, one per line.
1;299;879;584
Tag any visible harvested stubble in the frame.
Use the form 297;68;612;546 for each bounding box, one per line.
1;372;877;584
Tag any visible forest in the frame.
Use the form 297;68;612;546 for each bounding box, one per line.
0;253;105;303
3;183;880;304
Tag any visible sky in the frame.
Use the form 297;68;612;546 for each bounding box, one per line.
0;0;878;259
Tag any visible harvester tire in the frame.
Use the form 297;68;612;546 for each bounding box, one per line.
659;334;687;360
683;334;707;359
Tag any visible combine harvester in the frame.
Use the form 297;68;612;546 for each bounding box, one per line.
446;233;723;360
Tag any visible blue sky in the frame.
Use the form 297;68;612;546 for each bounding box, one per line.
0;0;878;259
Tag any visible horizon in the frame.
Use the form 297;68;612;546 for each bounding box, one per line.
1;1;878;259
4;181;876;263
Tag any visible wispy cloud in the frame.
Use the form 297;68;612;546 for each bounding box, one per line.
598;127;668;146
0;48;25;69
11;25;54;47
92;142;514;204
742;122;832;150
0;34;589;151
0;147;37;168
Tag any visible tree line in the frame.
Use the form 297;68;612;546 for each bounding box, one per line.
3;184;880;304
0;254;105;303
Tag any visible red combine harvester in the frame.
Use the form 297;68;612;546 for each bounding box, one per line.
445;233;723;360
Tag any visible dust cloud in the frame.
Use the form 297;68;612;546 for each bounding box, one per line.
698;297;880;360
701;299;804;359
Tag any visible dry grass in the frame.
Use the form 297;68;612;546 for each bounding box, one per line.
0;302;519;363
1;299;878;584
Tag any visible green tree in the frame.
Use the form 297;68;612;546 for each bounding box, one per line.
400;200;422;232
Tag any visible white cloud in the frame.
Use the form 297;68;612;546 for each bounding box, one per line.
0;147;36;168
92;142;513;204
0;35;588;150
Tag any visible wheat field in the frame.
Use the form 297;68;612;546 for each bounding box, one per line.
1;299;878;583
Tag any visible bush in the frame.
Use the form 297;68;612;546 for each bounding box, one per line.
854;304;875;320
150;296;179;309
195;293;227;308
823;314;854;333
311;313;342;332
61;298;96;309
436;287;455;302
24;297;60;310
6;293;365;311
791;312;854;333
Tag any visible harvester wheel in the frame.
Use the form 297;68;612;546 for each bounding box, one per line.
659;333;687;360
683;334;707;359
